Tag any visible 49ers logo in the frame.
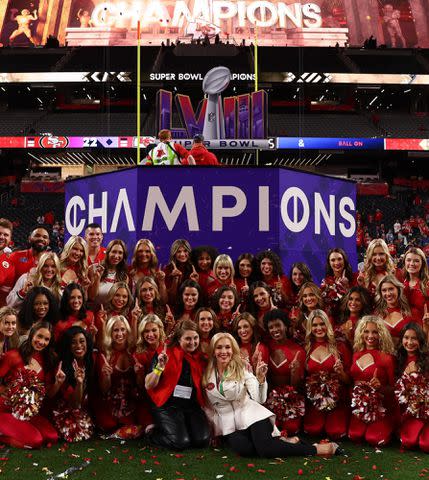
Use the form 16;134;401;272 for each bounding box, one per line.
40;136;69;149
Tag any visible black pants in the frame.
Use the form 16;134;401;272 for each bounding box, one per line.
149;402;210;451
224;419;317;457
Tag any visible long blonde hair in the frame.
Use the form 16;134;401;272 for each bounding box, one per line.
203;332;244;386
60;235;88;280
135;314;166;353
103;315;133;359
31;251;62;301
304;309;338;359
353;315;395;354
131;239;159;274
363;239;395;288
374;274;411;317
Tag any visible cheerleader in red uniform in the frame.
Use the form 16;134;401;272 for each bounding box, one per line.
232;312;260;369
374;275;418;346
54;283;95;342
320;248;357;318
212;285;239;332
52;326;95;442
0;321;58;448
357;239;398;297
128;239;167;302
255;250;292;309
206;254;236;299
234;253;257;309
247;281;276;338
88;239;128;306
134;314;167;430
94;315;138;432
190;245;218;302
195;307;219;354
17;286;60;338
256;309;305;435
288;262;313;308
164;239;199;305
291;282;328;346
348;315;396;446
174;280;204;324
94;281;133;335
134;276;174;336
0;306;19;353
303;310;351;439
336;286;373;345
395;323;429;452
402;247;429;321
59;236;90;289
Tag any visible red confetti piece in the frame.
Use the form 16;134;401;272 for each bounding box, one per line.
154;460;160;465
113;458;119;464
372;465;377;470
257;469;266;473
175;454;184;458
247;464;255;468
140;459;147;465
298;469;303;475
230;466;239;472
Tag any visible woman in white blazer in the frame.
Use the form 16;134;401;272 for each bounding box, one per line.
203;332;341;457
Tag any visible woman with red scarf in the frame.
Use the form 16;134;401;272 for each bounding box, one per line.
145;320;210;450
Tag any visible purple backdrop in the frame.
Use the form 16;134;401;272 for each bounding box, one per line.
65;167;356;283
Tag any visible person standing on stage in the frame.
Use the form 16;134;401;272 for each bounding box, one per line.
143;130;195;166
188;134;220;165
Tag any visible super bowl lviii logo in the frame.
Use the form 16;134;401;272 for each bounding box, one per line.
156;67;268;139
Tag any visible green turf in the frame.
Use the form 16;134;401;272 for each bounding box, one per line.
0;438;427;480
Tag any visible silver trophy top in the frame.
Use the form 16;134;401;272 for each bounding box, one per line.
202;66;231;95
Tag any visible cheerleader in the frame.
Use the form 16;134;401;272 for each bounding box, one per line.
232;312;260;369
128;239;167;302
94;315;137;432
0;306;19;353
255;250;292;308
17;286;60;338
402;247;429;320
175;279;204;324
54;283;95;342
59;236;90;288
206;254;236;298
52;326;94;442
190;245;218;301
164;239;199;304
374;274;417;345
337;286;373;344
0;321;58;448
357;239;398;296
348;315;396;446
303;310;351;439
7;251;62;309
88;239;128;306
195;307;219;354
247;281;276;337
395;323;429;452
256;309;305;435
289;262;313;308
212;285;239;332
234;253;257;308
320;248;356;317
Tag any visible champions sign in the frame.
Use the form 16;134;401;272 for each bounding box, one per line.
65;167;357;282
1;0;428;47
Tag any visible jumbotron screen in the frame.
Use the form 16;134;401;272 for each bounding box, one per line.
1;0;428;48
